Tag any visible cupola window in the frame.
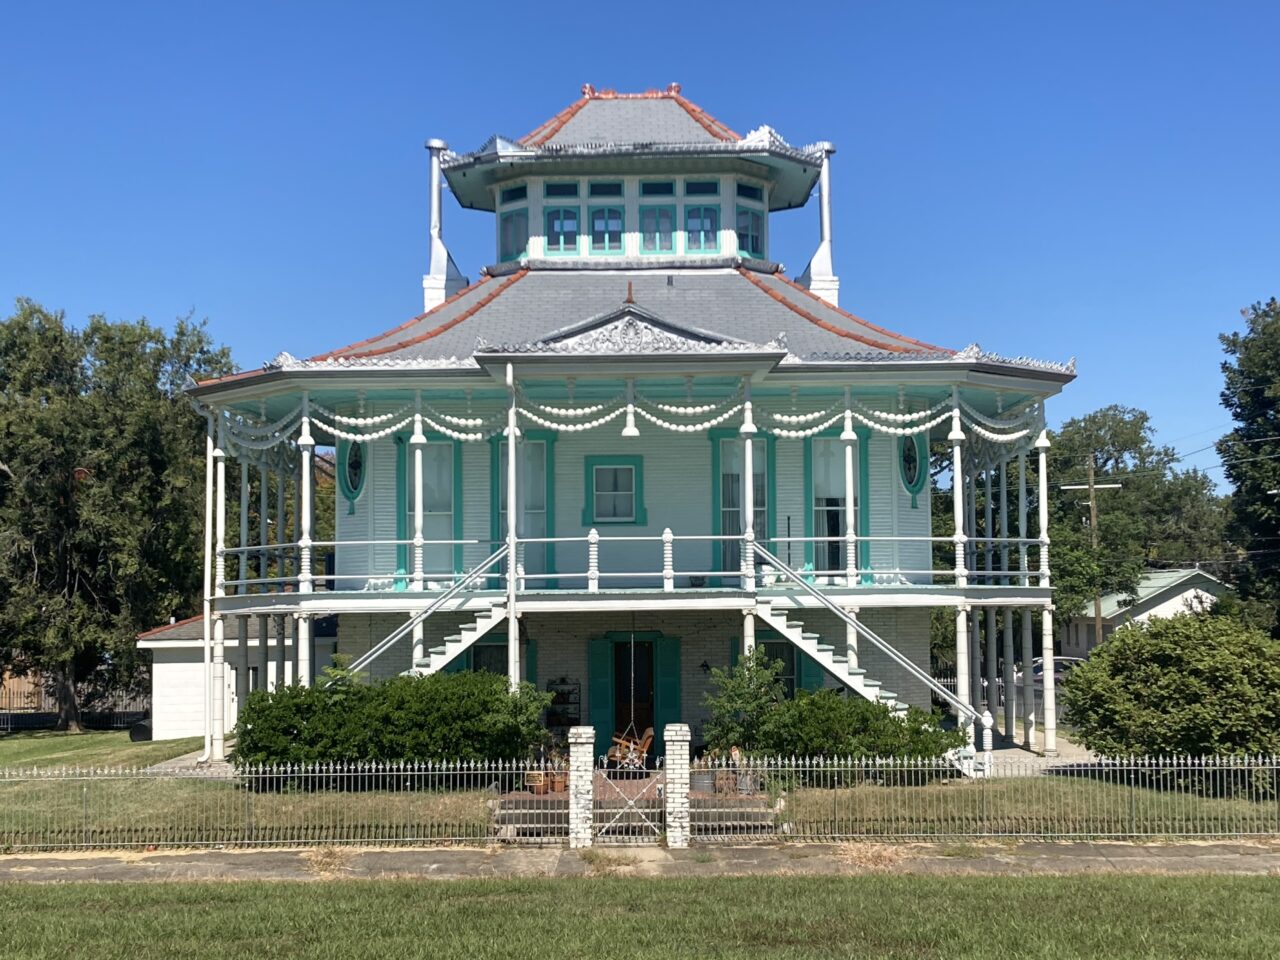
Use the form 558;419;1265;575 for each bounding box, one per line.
736;207;765;258
545;207;580;255
545;182;579;198
736;182;764;202
500;184;527;205
500;209;529;262
589;206;624;254
685;180;719;196
589;181;623;198
641;181;675;197
639;205;676;254
685;205;720;253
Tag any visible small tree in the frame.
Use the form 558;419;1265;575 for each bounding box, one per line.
702;647;786;753
1061;613;1280;756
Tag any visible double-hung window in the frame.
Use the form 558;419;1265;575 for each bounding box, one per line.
584;456;646;525
498;440;549;580
544;207;579;255
404;441;456;576
685;205;719;253
809;438;851;574
589;206;624;254
639;205;675;254
736;206;765;258
499;209;528;262
719;438;767;572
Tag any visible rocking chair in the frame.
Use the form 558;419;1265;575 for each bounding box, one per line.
606;726;654;769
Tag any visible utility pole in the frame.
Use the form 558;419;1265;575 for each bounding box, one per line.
1062;459;1122;650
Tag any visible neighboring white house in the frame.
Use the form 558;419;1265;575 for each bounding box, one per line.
152;84;1076;760
1059;569;1227;656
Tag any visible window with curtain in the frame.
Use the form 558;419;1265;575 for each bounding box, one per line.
736;206;764;258
544;207;579;254
810;438;852;574
498;441;548;579
639;206;675;253
499;209;528;261
686;205;719;253
719;437;767;573
405;441;455;576
592;465;635;522
589;206;624;254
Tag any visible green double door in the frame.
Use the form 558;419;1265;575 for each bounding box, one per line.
588;632;680;759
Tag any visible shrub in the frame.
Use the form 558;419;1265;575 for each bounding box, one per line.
702;647;786;753
233;669;553;767
1061;612;1280;756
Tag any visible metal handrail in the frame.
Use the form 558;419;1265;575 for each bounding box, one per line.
342;545;510;677
753;542;980;728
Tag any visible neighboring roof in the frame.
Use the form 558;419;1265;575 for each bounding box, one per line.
521;84;740;147
1099;569;1226;620
304;263;949;366
137;615;248;644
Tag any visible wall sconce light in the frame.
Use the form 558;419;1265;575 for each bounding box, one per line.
699;660;711;675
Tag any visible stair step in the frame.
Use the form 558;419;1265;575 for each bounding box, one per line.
800;632;820;642
877;690;897;701
815;643;834;654
785;621;804;630
832;654;847;664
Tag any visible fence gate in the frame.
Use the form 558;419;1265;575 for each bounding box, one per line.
592;759;665;844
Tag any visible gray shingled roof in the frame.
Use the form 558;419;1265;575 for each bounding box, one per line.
541;97;726;146
315;265;948;364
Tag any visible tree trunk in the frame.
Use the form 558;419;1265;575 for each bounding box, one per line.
54;667;83;733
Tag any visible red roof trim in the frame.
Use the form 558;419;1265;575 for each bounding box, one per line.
769;272;953;355
137;614;202;640
339;270;530;360
318;275;494;361
736;269;928;355
519;85;740;147
193;367;276;389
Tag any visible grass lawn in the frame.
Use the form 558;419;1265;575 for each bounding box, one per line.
0;875;1277;959
0;731;203;769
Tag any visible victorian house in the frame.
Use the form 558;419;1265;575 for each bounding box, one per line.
146;85;1074;760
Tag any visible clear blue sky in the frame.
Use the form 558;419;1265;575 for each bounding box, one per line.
2;2;1277;482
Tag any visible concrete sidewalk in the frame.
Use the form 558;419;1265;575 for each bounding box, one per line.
2;840;1277;884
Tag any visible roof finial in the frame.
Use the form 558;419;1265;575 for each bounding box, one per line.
581;83;596;98
667;82;681;95
624;281;635;304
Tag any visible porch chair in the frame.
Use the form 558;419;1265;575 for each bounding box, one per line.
606;726;654;769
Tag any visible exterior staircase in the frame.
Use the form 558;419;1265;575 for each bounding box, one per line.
754;600;909;717
411;600;507;674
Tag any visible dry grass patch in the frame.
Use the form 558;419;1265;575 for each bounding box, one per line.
835;841;907;871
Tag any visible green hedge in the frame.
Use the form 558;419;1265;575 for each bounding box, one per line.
233;670;553;766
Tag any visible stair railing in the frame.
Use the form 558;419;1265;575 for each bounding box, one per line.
344;545;510;677
752;542;986;738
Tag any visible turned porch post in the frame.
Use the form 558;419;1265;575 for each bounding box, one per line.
1019;451;1035;746
948;392;967;588
211;420;228;762
740;380;757;592
1035;429;1056;754
296;393;314;686
955;605;972;745
505;364;520;691
842;388;858;585
235;462;250;709
984;470;997;714
1001;456;1016;736
255;460;270;690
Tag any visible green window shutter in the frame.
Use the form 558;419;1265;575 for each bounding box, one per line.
524;638;537;686
729;638;740;669
588;638;614;758
653;636;681;757
443;649;472;674
798;651;824;692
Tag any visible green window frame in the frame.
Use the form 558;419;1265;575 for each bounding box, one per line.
899;433;927;508
638;204;676;255
588;181;623;198
708;427;776;578
736;205;765;258
394;434;465;587
802;429;871;576
736;181;764;202
544;181;580;198
544;206;580;256
499;209;528;262
684;179;719;196
685;205;720;254
489;430;558;585
499;183;527;205
582;455;647;526
588;205;624;255
640;180;675;197
337;439;365;515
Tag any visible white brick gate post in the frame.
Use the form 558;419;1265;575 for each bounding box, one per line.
568;726;595;849
664;724;691;849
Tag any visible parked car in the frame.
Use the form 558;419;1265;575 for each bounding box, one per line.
1014;657;1085;687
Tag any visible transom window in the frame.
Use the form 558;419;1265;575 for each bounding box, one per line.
736;206;765;258
589;181;623;198
545;207;579;255
639;205;675;254
737;182;764;202
685;180;719;196
545;182;579;198
500;184;527;205
685;205;720;253
641;181;675;197
589;206;624;254
583;456;646;526
499;209;528;262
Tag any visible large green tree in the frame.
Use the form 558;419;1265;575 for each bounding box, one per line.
0;300;231;729
1218;298;1280;633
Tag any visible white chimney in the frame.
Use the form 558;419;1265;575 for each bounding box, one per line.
798;142;840;307
422;138;469;312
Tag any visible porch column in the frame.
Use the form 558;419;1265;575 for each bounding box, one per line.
235;462;250;708
954;605;972;745
844;606;859;671
1000;456;1015;736
257;460;271;690
948;393;967;587
412;621;425;667
201;416;215;757
984;470;997;714
505;364;520;691
740;380;757;592
1036;430;1051;588
297;615;313;687
1019;452;1034;745
276;613;288;687
743;609;756;656
411;392;425;592
842;389;857;585
211;421;227;762
296;394;314;687
1041;606;1057;755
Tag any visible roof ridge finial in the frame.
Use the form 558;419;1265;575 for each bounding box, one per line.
624;281;635;304
581;83;596;98
667;82;681;95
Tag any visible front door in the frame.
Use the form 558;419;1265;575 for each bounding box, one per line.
613;640;654;737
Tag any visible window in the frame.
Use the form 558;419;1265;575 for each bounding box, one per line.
589;181;623;198
737;206;765;258
544;182;579;198
685;180;719;196
498;440;550;580
471;643;507;675
544;207;579;255
810;438;851;574
584;456;646;525
761;641;796;699
404;441;456;576
499;209;528;262
337;440;365;513
719;437;767;572
641;181;675;197
737;182;764;202
639;205;675;254
500;184;527;205
685;205;720;253
899;434;927;507
589;206;624;254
